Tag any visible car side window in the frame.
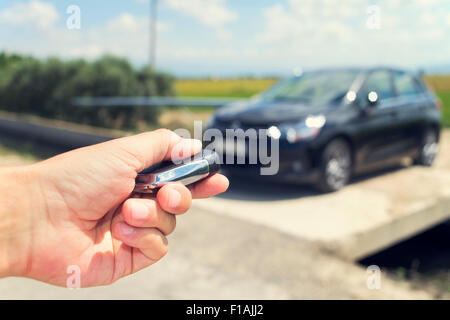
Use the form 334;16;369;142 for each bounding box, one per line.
394;72;421;97
358;71;394;108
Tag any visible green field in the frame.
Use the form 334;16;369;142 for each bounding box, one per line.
175;78;277;98
436;91;450;127
425;76;450;127
425;75;450;92
175;77;450;127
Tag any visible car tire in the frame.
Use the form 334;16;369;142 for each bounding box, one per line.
414;128;439;167
316;138;352;193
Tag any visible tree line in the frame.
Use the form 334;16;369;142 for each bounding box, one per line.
0;52;174;129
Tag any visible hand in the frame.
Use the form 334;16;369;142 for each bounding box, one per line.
0;129;228;287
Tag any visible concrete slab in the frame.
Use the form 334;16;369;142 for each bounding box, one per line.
194;130;450;260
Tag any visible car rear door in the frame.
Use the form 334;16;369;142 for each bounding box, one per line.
392;71;429;154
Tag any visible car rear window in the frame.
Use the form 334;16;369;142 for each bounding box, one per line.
394;72;423;96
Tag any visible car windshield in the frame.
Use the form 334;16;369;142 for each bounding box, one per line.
261;70;360;106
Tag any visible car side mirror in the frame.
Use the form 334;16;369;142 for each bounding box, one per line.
367;91;379;108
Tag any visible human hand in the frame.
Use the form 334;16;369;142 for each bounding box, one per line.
0;129;228;287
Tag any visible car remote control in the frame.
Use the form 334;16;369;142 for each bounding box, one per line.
133;150;220;194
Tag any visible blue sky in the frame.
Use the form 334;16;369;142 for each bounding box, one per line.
1;0;450;76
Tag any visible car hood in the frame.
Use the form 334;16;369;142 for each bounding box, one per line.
215;97;333;125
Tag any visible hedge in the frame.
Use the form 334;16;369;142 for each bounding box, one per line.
0;53;174;129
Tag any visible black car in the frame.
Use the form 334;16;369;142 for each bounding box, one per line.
207;68;442;192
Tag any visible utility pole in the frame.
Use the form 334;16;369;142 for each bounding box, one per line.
150;0;158;68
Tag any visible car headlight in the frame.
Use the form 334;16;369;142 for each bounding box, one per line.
267;126;282;139
281;115;326;143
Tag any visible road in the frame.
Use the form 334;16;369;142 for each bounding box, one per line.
0;206;431;299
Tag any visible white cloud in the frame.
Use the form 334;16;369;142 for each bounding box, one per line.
165;0;237;28
165;0;237;40
0;6;169;63
413;0;443;7
0;0;59;29
107;13;146;33
67;13;170;61
256;0;358;45
252;0;450;68
420;12;436;26
106;12;169;33
388;0;445;9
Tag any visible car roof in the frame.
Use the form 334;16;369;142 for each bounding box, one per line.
303;66;415;74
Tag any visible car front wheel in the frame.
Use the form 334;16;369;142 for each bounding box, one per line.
414;128;439;167
316;138;352;193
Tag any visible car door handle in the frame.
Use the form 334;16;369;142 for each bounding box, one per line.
388;109;399;117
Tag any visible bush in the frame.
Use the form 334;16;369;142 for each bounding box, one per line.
0;53;174;129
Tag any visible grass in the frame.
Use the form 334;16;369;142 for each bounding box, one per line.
174;78;276;114
435;91;450;127
175;77;450;127
425;75;450;92
174;78;277;98
425;76;450;126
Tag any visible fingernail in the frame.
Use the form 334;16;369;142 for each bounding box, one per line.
131;202;148;220
119;222;135;235
168;188;181;209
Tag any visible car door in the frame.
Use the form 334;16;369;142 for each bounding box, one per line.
392;71;428;155
352;70;404;167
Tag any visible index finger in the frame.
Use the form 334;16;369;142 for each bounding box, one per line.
100;129;202;173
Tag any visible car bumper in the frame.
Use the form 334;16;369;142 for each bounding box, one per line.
218;142;321;185
223;164;320;184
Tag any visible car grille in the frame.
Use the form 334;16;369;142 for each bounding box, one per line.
214;119;273;131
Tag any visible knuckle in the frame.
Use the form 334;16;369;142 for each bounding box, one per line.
154;128;173;139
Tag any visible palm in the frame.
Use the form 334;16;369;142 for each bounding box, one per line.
27;150;151;287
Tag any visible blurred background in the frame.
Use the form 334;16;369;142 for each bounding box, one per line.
0;0;448;299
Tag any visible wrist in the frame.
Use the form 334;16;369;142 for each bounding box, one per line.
0;165;41;278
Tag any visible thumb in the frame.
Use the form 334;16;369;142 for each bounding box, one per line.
101;129;202;173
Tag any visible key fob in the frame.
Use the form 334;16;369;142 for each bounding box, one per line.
133;150;220;194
